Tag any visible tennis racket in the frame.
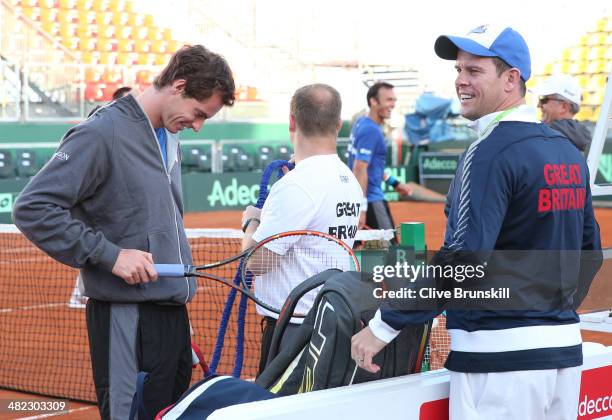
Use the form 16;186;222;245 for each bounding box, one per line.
156;229;360;317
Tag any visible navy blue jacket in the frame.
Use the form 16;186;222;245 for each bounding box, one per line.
376;108;601;372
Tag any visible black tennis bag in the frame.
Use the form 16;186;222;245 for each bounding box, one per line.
256;270;430;395
136;270;430;419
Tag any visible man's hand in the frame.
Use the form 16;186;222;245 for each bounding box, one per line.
358;211;367;229
395;183;413;197
242;205;262;228
351;326;387;373
112;249;157;285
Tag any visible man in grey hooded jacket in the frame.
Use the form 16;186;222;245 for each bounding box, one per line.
536;74;591;152
13;45;235;420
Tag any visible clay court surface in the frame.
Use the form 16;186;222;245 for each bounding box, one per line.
0;201;610;419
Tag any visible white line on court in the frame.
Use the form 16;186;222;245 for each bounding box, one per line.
0;303;66;314
15;405;96;419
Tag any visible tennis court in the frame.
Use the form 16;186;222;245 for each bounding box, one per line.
1;201;610;419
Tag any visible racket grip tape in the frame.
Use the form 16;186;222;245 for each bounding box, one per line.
154;264;189;276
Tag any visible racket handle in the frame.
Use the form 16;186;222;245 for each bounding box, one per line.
155;264;187;277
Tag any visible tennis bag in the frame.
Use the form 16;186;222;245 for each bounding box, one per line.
256;270;431;395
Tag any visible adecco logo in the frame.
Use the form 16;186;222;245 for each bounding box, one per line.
422;158;457;171
578;365;612;419
207;178;260;207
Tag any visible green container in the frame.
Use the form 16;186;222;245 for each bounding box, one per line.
399;222;426;252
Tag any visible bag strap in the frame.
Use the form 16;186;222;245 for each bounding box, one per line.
265;269;340;367
129;371;149;420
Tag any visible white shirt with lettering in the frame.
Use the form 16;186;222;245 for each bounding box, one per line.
252;154;363;321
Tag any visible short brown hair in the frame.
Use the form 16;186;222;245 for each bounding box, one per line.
290;84;342;137
367;81;394;108
492;57;526;97
154;45;235;106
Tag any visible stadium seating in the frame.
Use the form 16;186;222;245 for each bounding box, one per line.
530;15;612;122
8;0;178;101
0;152;13;178
15;150;39;178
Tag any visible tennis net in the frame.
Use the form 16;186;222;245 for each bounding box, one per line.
0;225;448;403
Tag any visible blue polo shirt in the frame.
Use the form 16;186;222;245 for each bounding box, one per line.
155;127;168;168
347;116;387;202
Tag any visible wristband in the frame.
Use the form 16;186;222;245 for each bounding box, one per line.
360;198;368;212
241;217;260;233
385;175;400;188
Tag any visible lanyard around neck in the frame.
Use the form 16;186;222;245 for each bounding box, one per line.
479;107;518;138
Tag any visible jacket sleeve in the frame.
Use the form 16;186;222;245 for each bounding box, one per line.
12;123;122;271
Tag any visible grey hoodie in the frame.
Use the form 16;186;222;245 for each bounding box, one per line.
13;95;196;304
547;119;591;152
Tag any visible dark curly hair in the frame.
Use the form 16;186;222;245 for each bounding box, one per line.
154;45;235;106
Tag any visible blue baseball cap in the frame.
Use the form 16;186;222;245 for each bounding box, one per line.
434;25;531;81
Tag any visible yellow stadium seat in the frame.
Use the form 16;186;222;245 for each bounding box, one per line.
78;37;96;51
102;68;122;84
77;10;94;24
77;23;95;38
57;9;76;24
587;32;606;46
575;106;592;121
560;61;570;73
22;0;38;6
84;67;102;83
149;28;162;41
81;51;97;64
591;106;600;122
561;48;571;60
117;39;134;52
98;38;115;52
41;21;58;36
143;14;154;28
542;63;553;76
136;70;154;85
576;75;589;89
111;11;128;26
76;0;93;11
95;11;112;25
40;8;56;22
154;54;167;65
136;53;152;65
116;52;132;65
22;6;40;21
595;18;606;32
579;34;589;46
588;74;607;91
61;36;79;49
99;52;117;65
59;0;76;9
109;0;125;12
127;12;142;27
166;41;180;54
123;1;132;13
134;39;150;53
100;24;115;38
134;27;148;40
569;61;587;75
587;60;606;74
116;26;131;40
587;46;605;61
162;28;173;41
93;0;109;12
151;40;166;54
59;22;76;37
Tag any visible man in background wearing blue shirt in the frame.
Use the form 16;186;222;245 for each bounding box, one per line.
348;82;412;234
